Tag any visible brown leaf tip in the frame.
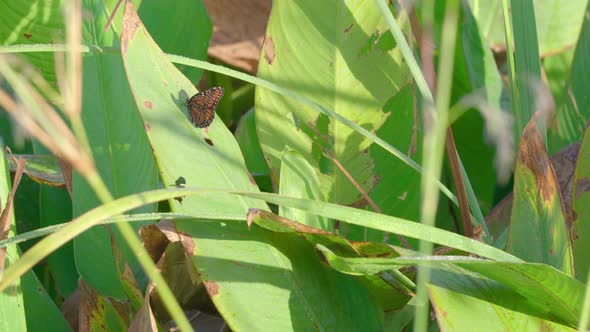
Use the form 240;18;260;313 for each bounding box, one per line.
246;209;260;229
121;0;141;52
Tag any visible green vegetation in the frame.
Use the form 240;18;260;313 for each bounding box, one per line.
1;0;589;331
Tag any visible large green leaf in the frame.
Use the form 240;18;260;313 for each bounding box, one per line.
429;271;574;331
509;0;543;140
120;2;383;330
367;84;422;237
234;109;272;192
73;0;158;299
256;1;417;244
317;245;584;328
279;149;331;230
506;117;574;275
33;140;78;299
21;265;73;332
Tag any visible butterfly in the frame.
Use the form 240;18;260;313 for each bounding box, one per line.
187;87;224;128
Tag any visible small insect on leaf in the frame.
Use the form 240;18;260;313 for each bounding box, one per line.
187;87;224;128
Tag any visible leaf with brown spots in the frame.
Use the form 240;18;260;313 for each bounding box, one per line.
505;115;574;275
486;142;581;248
78;279;129;331
263;36;275;64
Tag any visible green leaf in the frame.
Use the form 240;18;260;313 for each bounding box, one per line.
316;244;584;328
0;0;64;84
429;272;574;331
21;266;73;332
548;2;590;153
279;149;331;230
31;140;78;299
367;84;422;243
234;108;272;192
39;184;78;297
256;1;416;244
509;0;543;141
73;0;158;299
138;0;211;82
468;0;587;56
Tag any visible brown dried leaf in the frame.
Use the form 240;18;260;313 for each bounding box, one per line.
204;0;271;73
150;242;208;321
128;284;157;332
58;158;73;197
61;288;81;332
139;223;171;263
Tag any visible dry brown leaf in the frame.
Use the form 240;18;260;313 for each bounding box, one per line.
61;288;81;332
58;158;73;197
204;0;271;73
128;284;158;332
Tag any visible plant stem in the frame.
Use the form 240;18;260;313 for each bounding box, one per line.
414;0;460;331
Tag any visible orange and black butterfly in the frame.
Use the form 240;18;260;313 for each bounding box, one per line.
187;87;224;128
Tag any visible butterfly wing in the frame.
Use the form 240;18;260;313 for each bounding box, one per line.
188;87;224;128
